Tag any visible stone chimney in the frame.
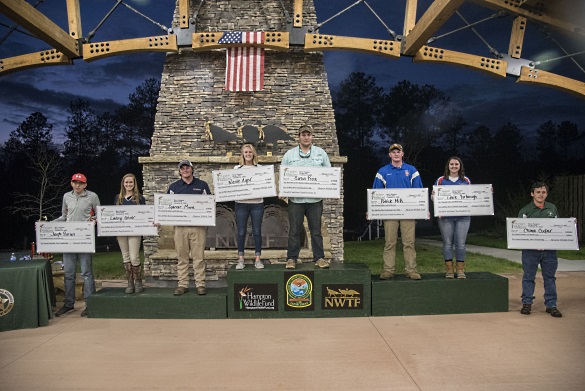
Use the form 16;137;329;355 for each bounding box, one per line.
139;0;345;286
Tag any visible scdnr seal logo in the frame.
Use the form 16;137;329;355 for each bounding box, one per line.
0;289;15;317
286;273;313;309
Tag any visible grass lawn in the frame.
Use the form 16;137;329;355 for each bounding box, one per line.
344;239;522;275
464;233;585;260
60;233;584;279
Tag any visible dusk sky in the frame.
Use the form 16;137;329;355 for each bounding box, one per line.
1;0;584;150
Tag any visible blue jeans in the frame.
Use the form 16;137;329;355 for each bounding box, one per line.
438;216;470;261
287;201;324;261
521;250;558;307
235;202;264;256
63;253;95;308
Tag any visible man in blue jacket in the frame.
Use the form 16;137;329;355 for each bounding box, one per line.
372;144;423;280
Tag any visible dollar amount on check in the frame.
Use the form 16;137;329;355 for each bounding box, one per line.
154;194;216;226
367;188;429;220
279;166;341;199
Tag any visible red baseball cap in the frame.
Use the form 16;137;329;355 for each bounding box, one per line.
71;173;87;183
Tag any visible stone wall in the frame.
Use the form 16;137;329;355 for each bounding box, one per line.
140;0;345;285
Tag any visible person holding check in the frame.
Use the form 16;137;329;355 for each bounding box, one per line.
281;124;331;269
432;157;471;279
518;182;562;318
234;144;265;270
114;173;146;294
53;173;100;317
167;160;211;296
372;143;423;280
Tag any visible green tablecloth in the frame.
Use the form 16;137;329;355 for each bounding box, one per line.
0;259;55;332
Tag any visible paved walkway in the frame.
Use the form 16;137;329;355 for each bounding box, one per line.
417;239;585;272
1;243;584;390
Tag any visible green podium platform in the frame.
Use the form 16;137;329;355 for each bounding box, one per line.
371;272;509;316
87;287;227;319
227;263;371;318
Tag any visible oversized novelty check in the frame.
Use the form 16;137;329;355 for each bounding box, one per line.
154;193;216;226
35;221;95;253
433;184;494;217
367;188;429;220
506;218;579;250
212;165;277;202
96;205;157;236
279;166;341;198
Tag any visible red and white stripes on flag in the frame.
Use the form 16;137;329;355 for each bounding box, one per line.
223;32;265;92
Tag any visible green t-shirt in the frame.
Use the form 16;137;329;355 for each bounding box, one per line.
518;201;558;218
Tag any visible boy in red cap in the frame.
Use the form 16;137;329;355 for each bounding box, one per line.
53;173;101;317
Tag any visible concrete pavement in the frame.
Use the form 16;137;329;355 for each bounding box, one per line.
1;242;584;390
417;238;585;272
1;272;585;390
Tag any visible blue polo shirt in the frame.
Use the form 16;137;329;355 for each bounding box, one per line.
372;162;423;189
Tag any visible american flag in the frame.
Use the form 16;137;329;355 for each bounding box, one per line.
218;32;265;92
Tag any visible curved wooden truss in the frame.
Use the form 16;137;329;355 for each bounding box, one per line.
1;0;584;98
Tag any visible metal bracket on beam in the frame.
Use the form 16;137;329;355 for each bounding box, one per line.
174;25;196;47
287;23;310;46
500;54;533;76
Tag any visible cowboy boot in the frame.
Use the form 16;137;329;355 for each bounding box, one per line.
124;263;134;293
457;261;466;279
132;264;144;293
445;261;454;279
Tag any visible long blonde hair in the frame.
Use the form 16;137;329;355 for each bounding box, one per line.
117;173;142;204
239;143;258;166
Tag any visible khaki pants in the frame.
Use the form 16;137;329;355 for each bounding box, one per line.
174;226;207;288
383;219;417;273
116;236;142;266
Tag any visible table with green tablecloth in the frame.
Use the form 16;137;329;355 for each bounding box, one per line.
0;259;55;332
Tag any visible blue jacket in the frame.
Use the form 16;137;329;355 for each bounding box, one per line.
372;162;422;189
434;176;471;186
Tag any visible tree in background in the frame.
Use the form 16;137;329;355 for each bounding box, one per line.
116;78;160;173
1;113;65;249
378;81;452;168
4;112;53;158
466;125;496;183
536;120;559;170
63;98;99;172
557;121;580;166
8;147;67;221
333;72;383;233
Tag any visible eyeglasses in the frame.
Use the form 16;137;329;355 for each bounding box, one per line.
299;148;311;159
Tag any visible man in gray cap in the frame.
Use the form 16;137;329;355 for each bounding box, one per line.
167;160;211;296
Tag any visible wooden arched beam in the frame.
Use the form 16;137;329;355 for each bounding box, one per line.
413;46;507;78
191;32;289;51
517;66;585;97
304;34;400;60
83;35;178;62
0;0;79;58
471;0;585;36
0;50;72;75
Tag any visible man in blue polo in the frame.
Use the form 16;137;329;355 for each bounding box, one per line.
281;124;331;269
372;143;423;280
518;182;562;318
168;160;211;296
